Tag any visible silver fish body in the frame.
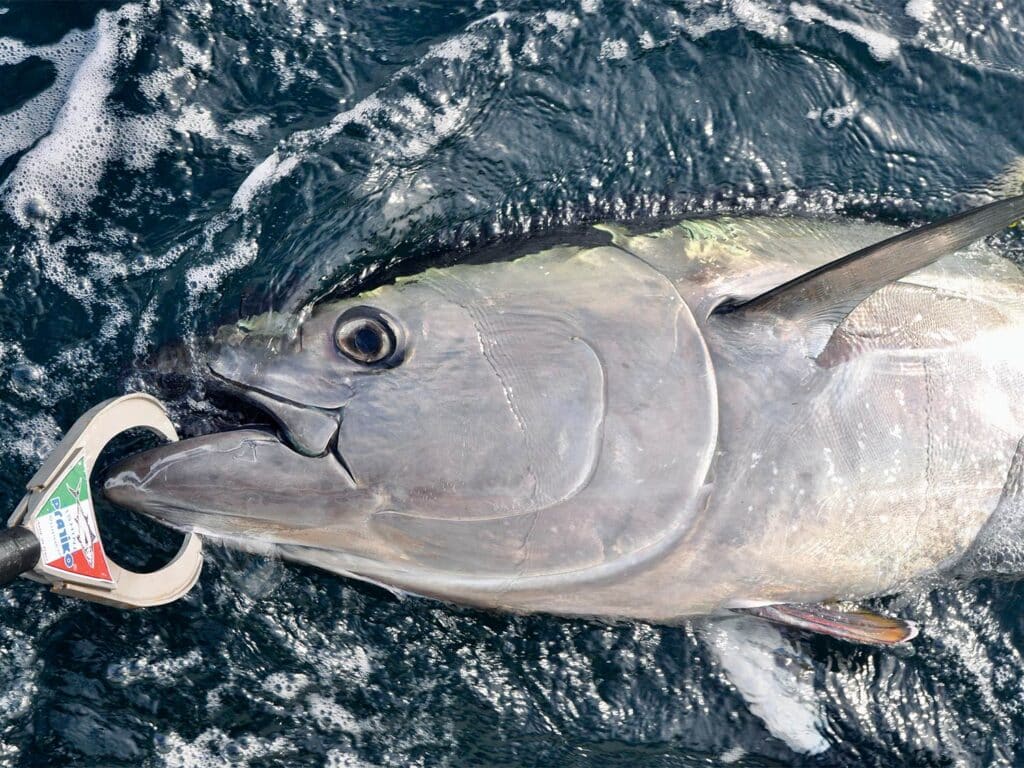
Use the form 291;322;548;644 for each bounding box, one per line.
106;215;1024;622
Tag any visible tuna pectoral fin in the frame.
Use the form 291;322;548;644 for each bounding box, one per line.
731;603;919;646
713;193;1024;345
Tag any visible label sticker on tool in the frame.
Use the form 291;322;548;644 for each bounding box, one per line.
33;457;113;585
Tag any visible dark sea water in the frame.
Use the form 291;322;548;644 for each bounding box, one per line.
2;0;1024;765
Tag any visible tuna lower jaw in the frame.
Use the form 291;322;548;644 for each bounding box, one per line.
104;428;360;536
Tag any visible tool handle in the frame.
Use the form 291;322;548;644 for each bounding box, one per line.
0;527;40;585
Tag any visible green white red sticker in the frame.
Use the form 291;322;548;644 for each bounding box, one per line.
34;457;113;585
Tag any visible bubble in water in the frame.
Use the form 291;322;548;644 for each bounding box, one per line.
261;672;311;701
8;363;44;396
1;412;61;465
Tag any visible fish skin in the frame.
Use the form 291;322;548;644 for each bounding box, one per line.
105;214;1024;623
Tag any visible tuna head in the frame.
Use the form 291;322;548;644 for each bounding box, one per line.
105;245;717;592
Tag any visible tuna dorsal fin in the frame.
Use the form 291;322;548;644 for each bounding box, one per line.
713;194;1024;332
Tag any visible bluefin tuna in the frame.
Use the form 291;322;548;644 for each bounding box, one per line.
106;192;1024;647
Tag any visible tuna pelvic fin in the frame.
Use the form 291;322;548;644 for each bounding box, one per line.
713;193;1024;332
732;603;919;646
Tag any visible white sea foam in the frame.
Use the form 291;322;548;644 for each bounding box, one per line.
790;3;900;61
98;295;133;342
231;153;301;211
534;10;580;40
226;115;270;139
185;236;259;294
731;0;789;41
720;745;747;764
599;39;629;60
0;628;39;723
177;104;222;140
261;672;311;701
134;296;160;356
0;413;61;465
429;34;487;62
177;38;212;73
183;8;521;305
905;0;935;23
0;28;94;163
669;1;790;43
107;648;204;686
678;11;734;40
307;693;364;733
324;751;374;768
271;47;295;88
31;236;95;304
123;112;175;171
215;95;382;231
220;14;514;221
0;318;111;421
1;3;160;229
283;0;305;27
158;728;293;768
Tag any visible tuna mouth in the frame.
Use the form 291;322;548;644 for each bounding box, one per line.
102;374;358;528
201;374;279;433
203;364;342;460
103;343;360;531
131;339;284;440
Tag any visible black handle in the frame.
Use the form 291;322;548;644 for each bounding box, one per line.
0;527;40;584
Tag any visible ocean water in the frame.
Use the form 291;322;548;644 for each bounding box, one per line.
2;0;1024;765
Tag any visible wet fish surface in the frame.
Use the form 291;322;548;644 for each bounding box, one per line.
3;0;1024;765
106;207;1024;628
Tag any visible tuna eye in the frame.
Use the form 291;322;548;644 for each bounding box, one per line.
334;307;401;366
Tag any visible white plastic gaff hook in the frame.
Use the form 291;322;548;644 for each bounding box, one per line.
6;393;203;608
